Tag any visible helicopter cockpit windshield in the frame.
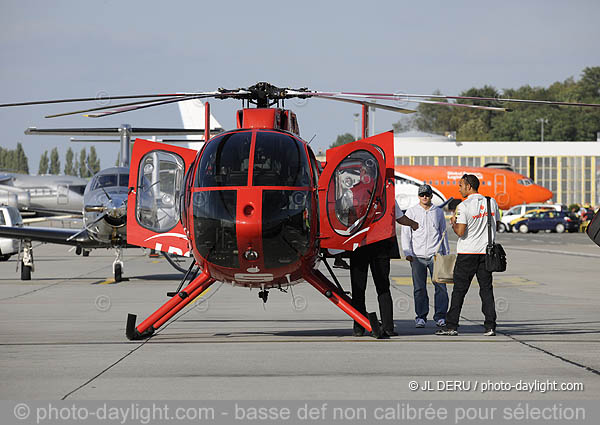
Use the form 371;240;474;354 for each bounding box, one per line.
193;130;312;269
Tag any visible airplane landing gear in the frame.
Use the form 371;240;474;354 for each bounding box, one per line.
20;240;34;281
113;247;124;282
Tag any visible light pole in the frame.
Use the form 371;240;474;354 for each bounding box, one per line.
536;118;549;141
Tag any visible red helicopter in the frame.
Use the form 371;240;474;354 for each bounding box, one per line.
3;82;599;339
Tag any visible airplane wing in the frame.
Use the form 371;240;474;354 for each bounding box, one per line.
0;226;100;247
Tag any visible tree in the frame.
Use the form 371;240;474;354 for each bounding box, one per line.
78;148;89;178
15;143;29;174
412;67;600;141
49;147;60;174
38;151;49;175
64;147;75;176
330;133;355;149
88;146;101;174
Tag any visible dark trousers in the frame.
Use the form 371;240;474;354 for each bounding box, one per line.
349;242;394;332
446;254;496;331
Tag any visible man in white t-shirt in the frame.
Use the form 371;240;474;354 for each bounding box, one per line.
436;174;500;337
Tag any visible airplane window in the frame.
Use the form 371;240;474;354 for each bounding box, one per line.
440;181;444;185
517;179;533;186
120;174;129;187
0;212;5;225
69;185;86;195
93;174;118;189
253;132;311;187
195;131;252;187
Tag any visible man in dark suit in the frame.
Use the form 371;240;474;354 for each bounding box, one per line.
350;200;418;337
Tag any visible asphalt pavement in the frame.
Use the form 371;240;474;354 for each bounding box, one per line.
0;232;599;400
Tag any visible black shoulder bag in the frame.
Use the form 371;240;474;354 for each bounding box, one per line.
485;196;507;272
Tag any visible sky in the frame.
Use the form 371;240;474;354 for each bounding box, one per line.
1;0;599;174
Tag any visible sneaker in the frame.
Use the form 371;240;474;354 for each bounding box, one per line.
415;318;426;328
483;328;496;336
384;329;399;337
435;327;458;336
435;319;446;327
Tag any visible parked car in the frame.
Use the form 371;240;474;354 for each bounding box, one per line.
512;210;580;234
510;208;557;232
499;203;566;233
0;205;23;261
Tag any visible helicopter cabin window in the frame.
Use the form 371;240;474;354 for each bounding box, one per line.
136;150;185;233
195;131;252;187
193;190;238;268
253;132;311;187
261;189;312;269
327;150;379;236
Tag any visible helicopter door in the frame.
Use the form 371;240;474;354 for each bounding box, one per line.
127;138;197;256
318;131;396;250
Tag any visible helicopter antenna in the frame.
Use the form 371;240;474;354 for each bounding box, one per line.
307;134;316;145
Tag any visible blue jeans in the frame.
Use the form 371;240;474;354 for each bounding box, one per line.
410;256;448;322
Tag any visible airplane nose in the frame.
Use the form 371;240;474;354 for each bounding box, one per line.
536;185;553;203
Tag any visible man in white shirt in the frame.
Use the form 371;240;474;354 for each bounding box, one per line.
401;184;449;328
436;174;501;337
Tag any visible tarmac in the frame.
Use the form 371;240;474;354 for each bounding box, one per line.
0;232;599;401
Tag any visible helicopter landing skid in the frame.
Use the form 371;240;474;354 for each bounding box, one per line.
126;269;216;340
304;269;387;339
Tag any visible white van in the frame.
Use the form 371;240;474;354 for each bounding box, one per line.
498;203;565;233
0;205;23;261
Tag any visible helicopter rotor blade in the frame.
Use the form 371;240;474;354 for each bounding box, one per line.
310;94;416;114
306;91;600;109
84;94;217;118
44;95;190;118
0;93;216;108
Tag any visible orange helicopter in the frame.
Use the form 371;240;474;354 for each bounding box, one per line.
3;82;599;339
